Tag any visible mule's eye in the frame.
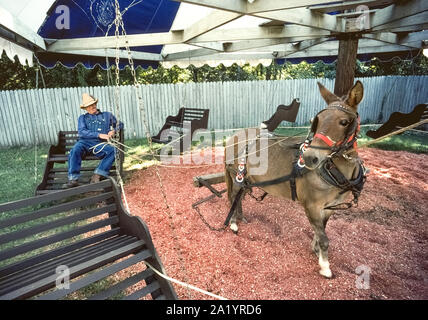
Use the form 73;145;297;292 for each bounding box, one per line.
339;119;349;126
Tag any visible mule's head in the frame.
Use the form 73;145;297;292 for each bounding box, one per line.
303;80;364;169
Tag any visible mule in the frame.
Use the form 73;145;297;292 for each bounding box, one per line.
224;81;366;278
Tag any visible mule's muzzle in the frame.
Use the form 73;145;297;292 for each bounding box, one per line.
303;149;326;170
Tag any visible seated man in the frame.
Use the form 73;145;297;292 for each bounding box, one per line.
64;93;124;188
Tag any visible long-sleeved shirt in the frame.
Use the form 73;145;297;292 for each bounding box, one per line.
77;110;124;141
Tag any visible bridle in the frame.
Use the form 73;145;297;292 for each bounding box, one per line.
307;102;360;155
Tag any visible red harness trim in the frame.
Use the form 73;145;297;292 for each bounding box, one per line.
313;133;336;147
313;116;361;149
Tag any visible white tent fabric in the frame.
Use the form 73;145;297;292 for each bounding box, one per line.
0;0;54;65
162;3;274;67
0;38;34;66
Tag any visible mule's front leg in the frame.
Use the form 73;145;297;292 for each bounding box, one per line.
229;196;243;233
305;207;332;278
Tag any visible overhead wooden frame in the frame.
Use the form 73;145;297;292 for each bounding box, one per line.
0;0;426;65
38;0;427;64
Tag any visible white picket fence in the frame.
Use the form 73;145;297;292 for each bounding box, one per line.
0;75;427;147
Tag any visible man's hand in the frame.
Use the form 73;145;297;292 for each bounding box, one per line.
108;130;116;138
98;133;110;140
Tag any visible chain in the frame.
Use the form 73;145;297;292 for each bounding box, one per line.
247;189;268;202
192;205;227;232
113;0;192;299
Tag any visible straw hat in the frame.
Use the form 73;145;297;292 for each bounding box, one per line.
80;93;98;109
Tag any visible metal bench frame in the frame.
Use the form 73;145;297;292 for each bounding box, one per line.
0;178;177;300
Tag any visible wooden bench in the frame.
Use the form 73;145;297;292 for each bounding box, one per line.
366;103;428;139
151;108;210;150
0;178;177;300
35;130;124;195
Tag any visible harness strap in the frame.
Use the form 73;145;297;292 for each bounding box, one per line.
224;188;245;226
319;158;366;210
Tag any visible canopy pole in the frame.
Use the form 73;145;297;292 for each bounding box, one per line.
334;34;360;97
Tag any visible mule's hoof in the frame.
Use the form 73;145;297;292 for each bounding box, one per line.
230;223;238;234
319;268;333;279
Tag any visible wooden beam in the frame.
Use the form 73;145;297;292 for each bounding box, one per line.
47;25;330;52
277;38;330;58
372;11;428;32
53;49;163;61
371;0;428;29
48;31;184;52
163;43;420;62
222;37;322;52
0;5;46;50
190;25;330;43
397;30;428;45
172;0;341;14
335;9;378;18
246;0;342;13
285;43;421;58
390;23;428;33
175;1;342;32
182;10;242;42
255;8;341;32
364;30;427;49
191;41;224;51
165;37;322;60
309;0;393;13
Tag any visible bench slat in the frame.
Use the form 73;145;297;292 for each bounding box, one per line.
36;249;152;300
49;155;100;162
0;180;112;213
0;228;120;277
0;204;117;246
0;192;114;229
0;240;145;300
123;280;161;300
0;216;119;262
0;235;137;294
88;267;154;300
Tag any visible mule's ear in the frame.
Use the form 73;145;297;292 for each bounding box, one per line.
317;82;340;105
345;80;364;109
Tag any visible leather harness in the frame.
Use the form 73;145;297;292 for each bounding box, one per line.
224;103;367;226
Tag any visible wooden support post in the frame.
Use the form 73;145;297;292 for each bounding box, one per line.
334;35;359;97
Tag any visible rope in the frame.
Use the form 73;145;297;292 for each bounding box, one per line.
144;261;228;300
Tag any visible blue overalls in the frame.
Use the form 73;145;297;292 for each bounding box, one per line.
68;110;124;181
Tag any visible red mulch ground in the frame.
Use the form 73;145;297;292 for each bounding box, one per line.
123;148;428;300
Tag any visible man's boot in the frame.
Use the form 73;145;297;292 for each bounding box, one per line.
63;180;79;189
90;174;102;184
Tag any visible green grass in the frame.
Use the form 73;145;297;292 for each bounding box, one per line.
0;145;49;203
